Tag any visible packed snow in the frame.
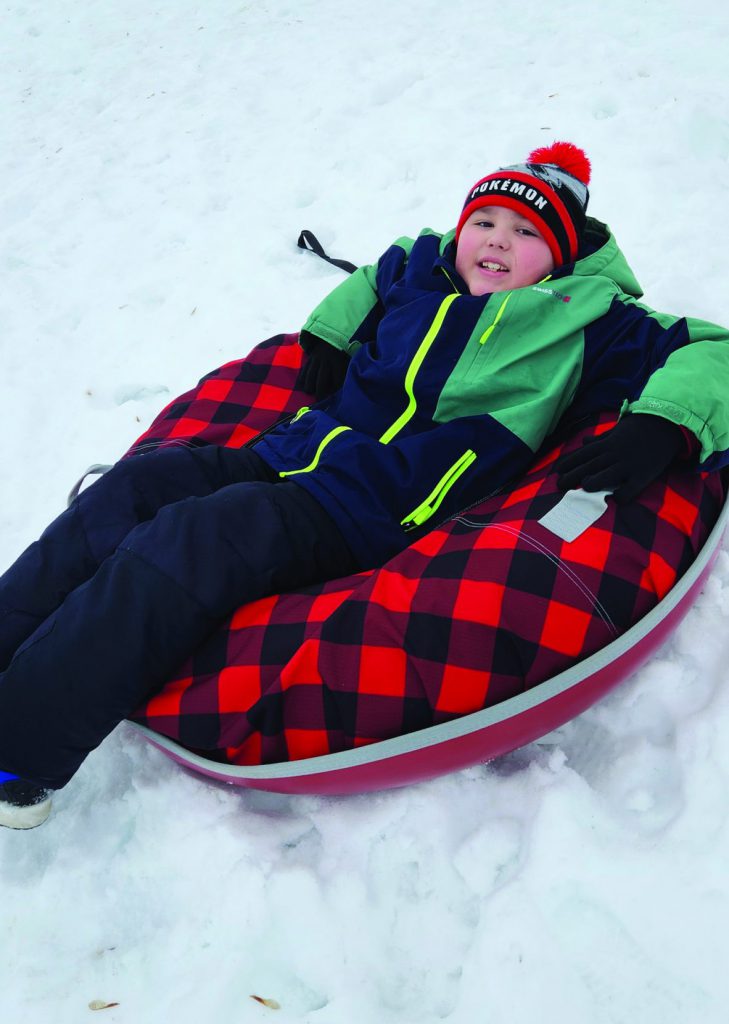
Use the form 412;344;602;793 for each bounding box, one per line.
3;1;729;1021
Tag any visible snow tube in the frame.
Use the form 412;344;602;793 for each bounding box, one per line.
122;333;727;794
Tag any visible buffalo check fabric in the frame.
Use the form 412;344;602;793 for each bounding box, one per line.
128;334;725;765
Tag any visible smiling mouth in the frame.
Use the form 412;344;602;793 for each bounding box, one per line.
479;260;508;272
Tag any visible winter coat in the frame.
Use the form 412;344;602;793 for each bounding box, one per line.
253;219;729;567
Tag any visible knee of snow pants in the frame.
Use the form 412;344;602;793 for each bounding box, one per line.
119;478;356;618
0;445;277;670
75;444;279;564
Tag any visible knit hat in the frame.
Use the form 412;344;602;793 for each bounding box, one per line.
455;141;591;266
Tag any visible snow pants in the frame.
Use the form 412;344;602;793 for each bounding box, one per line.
0;446;358;789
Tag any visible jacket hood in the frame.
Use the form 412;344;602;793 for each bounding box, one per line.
572;217;643;298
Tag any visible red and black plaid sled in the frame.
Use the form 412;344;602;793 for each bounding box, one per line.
122;333;727;793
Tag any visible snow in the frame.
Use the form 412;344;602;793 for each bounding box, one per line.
2;1;729;1021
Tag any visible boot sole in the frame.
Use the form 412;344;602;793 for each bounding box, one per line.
0;797;52;830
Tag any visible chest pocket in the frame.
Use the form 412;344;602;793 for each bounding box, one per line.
435;288;588;451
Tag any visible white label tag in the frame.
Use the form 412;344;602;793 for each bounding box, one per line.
537;489;611;542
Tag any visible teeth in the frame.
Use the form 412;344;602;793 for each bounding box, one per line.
480;261;507;271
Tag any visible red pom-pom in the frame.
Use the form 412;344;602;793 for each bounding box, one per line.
527;141;591;185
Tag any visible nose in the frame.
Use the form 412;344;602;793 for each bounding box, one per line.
487;229;509;250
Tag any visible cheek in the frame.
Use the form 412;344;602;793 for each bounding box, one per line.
454;237;475;278
454;248;465;278
538;241;555;272
523;244;554;278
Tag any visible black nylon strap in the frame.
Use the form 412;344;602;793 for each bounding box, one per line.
297;230;358;275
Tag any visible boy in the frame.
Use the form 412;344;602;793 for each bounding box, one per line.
2;142;728;828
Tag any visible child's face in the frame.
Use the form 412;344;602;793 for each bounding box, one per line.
455;205;555;295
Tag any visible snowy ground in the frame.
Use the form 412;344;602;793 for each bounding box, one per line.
3;1;729;1021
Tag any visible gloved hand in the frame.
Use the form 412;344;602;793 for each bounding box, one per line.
554;414;688;503
296;330;351;400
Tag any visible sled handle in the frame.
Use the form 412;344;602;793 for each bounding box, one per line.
297;230;358;275
67;464;113;507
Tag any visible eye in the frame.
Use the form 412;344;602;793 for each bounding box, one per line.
516;226;538;238
473;218;493;229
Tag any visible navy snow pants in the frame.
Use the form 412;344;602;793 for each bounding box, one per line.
0;446;357;789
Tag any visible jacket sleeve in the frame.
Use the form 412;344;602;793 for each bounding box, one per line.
626;310;729;467
301;236;415;356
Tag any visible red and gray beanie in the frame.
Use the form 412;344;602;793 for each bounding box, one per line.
455;141;592;266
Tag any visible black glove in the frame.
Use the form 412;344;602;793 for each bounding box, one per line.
296;330;351;400
554;414;687;503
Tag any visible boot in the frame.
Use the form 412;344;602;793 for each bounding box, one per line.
0;777;52;830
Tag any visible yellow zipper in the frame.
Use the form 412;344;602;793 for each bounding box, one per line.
291;406;311;422
401;449;477;530
379;293;459;444
279;425;351;477
440;266;462;294
282;284;465;478
478;274;552;345
478;292;514;344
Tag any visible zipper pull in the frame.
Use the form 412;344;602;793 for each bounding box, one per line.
402;506;433;530
400;449;477;530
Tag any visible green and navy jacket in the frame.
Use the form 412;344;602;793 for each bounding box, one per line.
254;219;729;567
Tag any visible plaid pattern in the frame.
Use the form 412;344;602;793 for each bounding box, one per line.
128;334;725;765
129;333;307;454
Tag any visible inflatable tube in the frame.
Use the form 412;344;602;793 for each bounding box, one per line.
121;333;727;794
130;494;727;793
